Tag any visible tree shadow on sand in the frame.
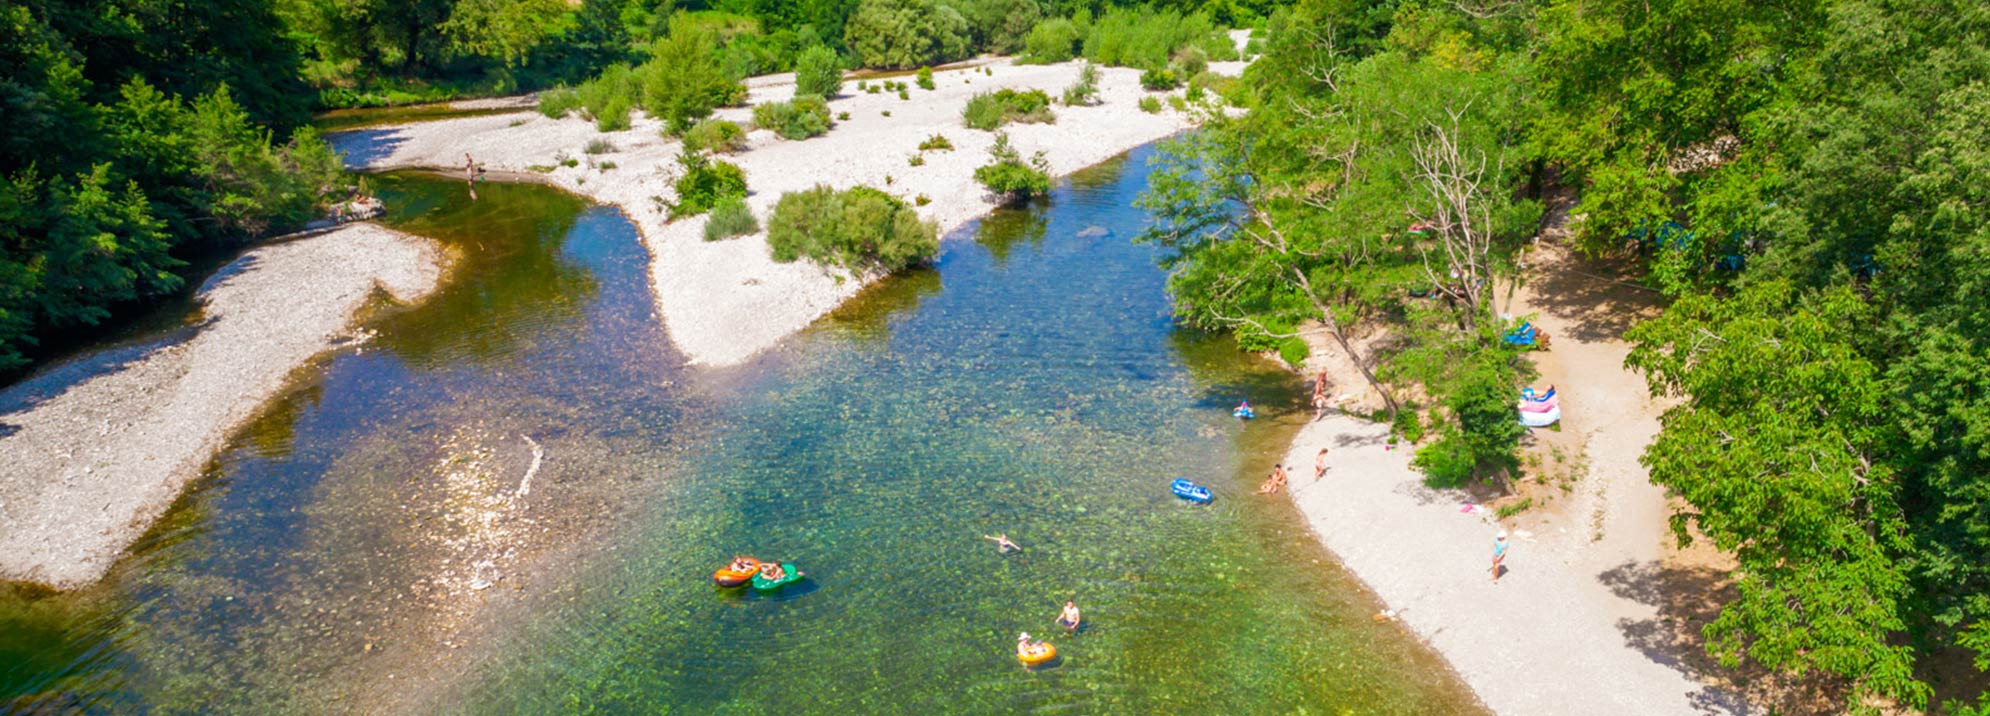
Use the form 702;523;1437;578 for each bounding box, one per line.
1519;247;1668;344
1596;559;1850;715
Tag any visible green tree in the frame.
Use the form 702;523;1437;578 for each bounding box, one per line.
842;0;971;70
793;44;845;96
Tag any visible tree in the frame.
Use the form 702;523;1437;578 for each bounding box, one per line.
793;44;844;97
842;0;971;70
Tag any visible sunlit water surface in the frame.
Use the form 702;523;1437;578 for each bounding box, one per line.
2;147;1482;715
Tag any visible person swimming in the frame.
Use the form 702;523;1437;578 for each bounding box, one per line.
1058;601;1081;632
983;534;1021;553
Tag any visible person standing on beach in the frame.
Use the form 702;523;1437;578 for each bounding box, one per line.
1491;531;1509;583
1311;371;1330;419
464;152;479;201
1314;447;1329;480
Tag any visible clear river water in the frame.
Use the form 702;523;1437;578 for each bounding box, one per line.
1;145;1483;715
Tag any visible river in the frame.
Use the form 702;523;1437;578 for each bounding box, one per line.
1;145;1483;715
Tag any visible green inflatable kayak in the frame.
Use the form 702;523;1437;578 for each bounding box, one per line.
751;564;804;592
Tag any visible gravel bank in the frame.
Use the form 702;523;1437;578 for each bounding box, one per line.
0;224;444;589
331;55;1242;366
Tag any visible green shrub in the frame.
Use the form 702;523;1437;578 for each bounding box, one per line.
919;133;954;151
752;94;834;140
916;66;936;90
703;196;759;241
961;88;1055;130
1019;18;1084;64
838;111;851;120
1172;46;1209;77
843;0;971;70
1393;409;1426;444
915;194;932;206
767;185;939;274
1083;7;1232;69
973;131;1051;202
1412;432;1475;488
597;161;618;171
1138;95;1162;113
1061;62;1101;106
795;45;845;97
1140;67;1180;90
637;29;749;133
584;138;617;155
576;64;640;127
867;84;883;94
908;153;925;166
538;87;582;118
1166;94;1188;111
683;119;747;153
899;89;910;100
669;150;748;219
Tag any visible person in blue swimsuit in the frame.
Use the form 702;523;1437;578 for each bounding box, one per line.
1491;531;1509;584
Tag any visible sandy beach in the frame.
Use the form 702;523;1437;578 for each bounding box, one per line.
1280;244;1747;715
0;224;444;589
330;52;1246;366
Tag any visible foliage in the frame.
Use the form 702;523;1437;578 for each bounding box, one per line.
1083;7;1235;70
1139;68;1179;91
682;119;748;154
702;196;759;241
843;0;972;70
583;138;616;155
961;89;1055;130
766;184;939;274
794;45;846;97
919;134;955;151
973;132;1051;201
752;95;835;140
538;87;583;118
1062;62;1101;106
637;26;749;133
945;0;1042;55
1018;17;1085;64
916;66;936;90
1137;95;1162;113
667;150;747;219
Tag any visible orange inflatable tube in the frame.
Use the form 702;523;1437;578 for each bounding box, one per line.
1018;642;1056;667
713;557;762;587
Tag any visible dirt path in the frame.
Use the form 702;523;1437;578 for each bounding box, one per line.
1279;242;1752;715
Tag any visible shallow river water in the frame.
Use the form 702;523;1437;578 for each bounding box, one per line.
2;146;1483;715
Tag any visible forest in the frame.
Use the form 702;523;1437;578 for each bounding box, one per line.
1142;0;1989;712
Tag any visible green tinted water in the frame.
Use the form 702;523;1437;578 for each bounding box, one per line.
0;148;1482;715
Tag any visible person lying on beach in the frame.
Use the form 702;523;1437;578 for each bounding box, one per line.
984;534;1021;553
1058;601;1081;632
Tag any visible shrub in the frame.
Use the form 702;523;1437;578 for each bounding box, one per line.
908;153;925;166
1166;94;1188;111
919;133;954;151
1138;95;1162;113
1172;46;1209;77
752;94;834;140
767;185;939;274
682;119;748;154
576;64;640;129
597;161;618;171
843;0;971;70
637;29;749;133
973;131;1051;202
703;196;759;241
1083;7;1233;69
838;111;851;120
1413;358;1524;487
1061;62;1101;106
916;66;936;90
795;45;845;97
1018;18;1084;64
953;0;1041;54
584;138;617;155
669;150;748;219
961;88;1055;130
915;194;932;206
868;84;883;94
899;89;910;100
1140;67;1180;90
538;87;583;118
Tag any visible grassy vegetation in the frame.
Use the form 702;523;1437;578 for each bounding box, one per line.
1138;95;1162;113
752;95;834;140
667;150;747;219
919;134;955;151
1083;7;1237;70
962;89;1055;130
703;196;759;241
795;45;845;97
682;119;748;154
767;185;938;274
1062;62;1101;106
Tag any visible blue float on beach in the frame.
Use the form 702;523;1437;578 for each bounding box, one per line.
1171;478;1214;504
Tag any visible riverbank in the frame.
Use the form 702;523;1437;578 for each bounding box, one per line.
1279;245;1745;715
329;53;1244;366
0;224;445;589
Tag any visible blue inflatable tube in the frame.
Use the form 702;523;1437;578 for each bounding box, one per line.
1171;478;1214;504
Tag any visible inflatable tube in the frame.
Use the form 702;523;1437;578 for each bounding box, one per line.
1519;405;1561;427
1019;642;1057;667
1233;406;1255;419
714;557;762;587
1522;386;1556;402
1171;478;1214;504
751;563;805;592
1518;398;1558;413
